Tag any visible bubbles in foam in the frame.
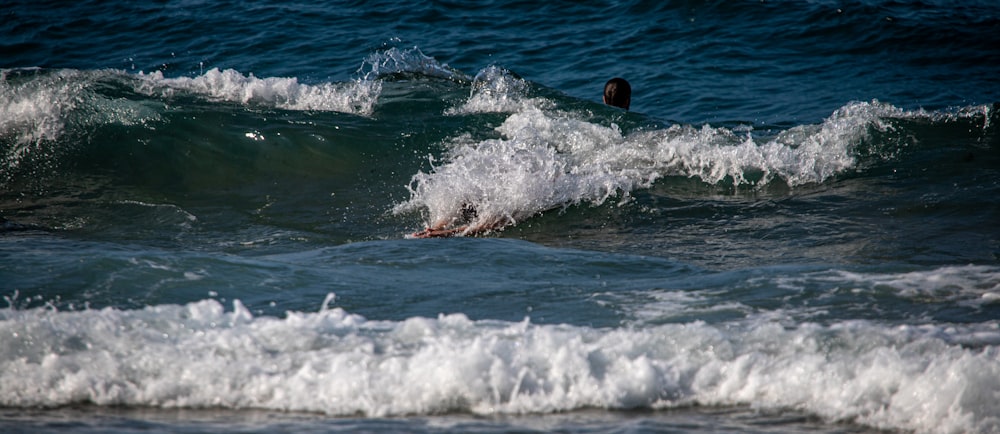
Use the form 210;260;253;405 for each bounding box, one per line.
446;66;551;115
133;47;471;117
835;265;1000;308
1;299;999;433
396;95;945;234
0;68;73;147
1;68;162;182
395;108;625;230
137;68;381;116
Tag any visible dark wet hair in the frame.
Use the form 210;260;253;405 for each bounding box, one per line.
603;77;631;110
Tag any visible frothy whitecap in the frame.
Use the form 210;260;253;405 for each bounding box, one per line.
446;66;551;115
0;68;73;147
1;298;998;433
1;68;162;180
395;79;971;235
137;68;382;116
132;47;470;117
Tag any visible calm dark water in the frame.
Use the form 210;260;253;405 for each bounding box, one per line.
2;1;1000;433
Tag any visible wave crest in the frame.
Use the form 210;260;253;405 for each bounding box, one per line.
2;298;998;433
395;94;925;234
137;68;381;115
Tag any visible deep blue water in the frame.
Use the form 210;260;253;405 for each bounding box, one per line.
2;1;1000;433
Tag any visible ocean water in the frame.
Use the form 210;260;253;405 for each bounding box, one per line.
2;1;999;433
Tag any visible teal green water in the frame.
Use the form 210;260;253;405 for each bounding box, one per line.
2;2;1000;433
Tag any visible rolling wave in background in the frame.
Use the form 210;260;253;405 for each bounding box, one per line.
3;6;1000;431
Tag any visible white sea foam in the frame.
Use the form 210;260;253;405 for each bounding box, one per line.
137;68;381;116
133;46;464;117
0;68;73;147
395;73;913;233
834;265;1000;308
0;69;162;178
1;47;452;156
1;298;998;433
758;265;1000;318
611;266;1000;331
446;66;551;115
0;69;162;145
597;288;751;325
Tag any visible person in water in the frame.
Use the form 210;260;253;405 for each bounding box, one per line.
603;77;631;110
412;77;632;238
411;203;506;238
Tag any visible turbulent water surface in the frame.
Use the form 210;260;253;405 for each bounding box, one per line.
2;1;1000;433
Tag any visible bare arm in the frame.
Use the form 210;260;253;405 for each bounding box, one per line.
410;216;510;238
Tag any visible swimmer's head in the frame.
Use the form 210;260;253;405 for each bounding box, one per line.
603;77;631;110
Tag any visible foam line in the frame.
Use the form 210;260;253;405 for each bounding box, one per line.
1;299;997;433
